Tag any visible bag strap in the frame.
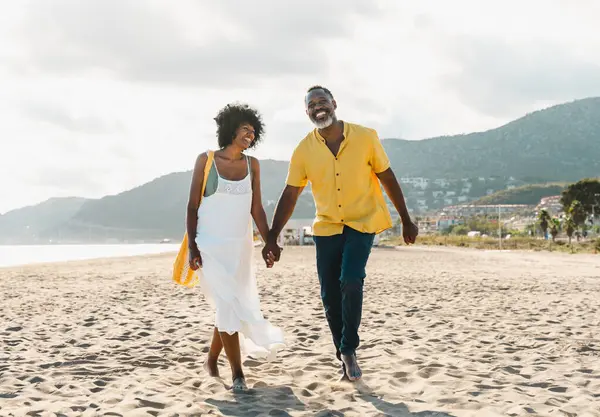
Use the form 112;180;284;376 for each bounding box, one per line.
199;151;214;202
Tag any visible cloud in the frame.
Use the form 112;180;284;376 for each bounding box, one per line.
1;0;600;213
441;36;600;117
20;101;125;134
12;0;382;88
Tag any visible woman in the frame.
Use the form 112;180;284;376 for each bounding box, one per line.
186;103;284;391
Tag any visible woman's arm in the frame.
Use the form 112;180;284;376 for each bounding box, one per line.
249;156;270;243
186;152;208;249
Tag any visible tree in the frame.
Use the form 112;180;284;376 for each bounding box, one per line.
561;178;600;218
451;225;470;236
525;223;536;237
569;200;587;228
537;209;551;240
564;214;576;245
549;218;560;242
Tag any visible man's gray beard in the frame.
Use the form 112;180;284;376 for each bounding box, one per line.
312;115;333;129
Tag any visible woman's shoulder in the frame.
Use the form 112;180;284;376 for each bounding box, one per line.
245;154;260;167
193;151;213;173
196;150;219;163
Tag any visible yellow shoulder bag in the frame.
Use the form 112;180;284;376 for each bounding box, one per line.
172;151;215;288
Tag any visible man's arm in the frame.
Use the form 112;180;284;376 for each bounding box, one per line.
368;129;412;225
249;157;270;243
267;185;304;243
262;143;307;263
376;168;411;225
377;168;418;244
261;185;303;263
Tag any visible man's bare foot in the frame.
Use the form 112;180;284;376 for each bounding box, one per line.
203;357;219;377
338;363;350;382
341;353;362;381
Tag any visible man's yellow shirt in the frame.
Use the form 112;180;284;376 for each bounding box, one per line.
285;121;393;237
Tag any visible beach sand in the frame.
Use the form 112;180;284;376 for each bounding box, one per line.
1;246;600;416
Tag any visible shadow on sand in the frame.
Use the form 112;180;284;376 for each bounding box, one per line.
205;385;306;416
359;394;457;417
204;384;457;417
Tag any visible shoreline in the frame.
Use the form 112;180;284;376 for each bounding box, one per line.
2;241;599;270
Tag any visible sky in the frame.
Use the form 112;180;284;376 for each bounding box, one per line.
1;0;599;214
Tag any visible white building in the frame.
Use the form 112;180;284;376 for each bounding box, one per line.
401;177;430;189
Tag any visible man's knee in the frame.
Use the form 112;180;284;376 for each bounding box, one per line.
340;276;364;293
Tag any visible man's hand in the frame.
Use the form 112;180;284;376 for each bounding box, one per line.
188;244;202;270
402;220;419;245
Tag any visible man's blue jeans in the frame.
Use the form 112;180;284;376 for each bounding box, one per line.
313;226;375;360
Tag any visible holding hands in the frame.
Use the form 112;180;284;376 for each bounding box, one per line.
262;237;282;268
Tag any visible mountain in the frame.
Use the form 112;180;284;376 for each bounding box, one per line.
0;197;88;243
382;97;600;182
2;97;600;243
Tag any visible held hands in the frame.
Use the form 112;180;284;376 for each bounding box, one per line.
262;239;282;268
403;220;419;245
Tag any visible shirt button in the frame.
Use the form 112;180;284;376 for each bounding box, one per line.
338;205;342;208
336;173;339;176
337;188;340;191
341;219;344;222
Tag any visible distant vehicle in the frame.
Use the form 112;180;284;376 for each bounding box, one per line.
159;238;172;244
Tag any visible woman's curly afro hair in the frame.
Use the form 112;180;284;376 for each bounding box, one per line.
214;103;264;149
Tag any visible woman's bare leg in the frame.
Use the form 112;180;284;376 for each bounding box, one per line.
218;331;246;388
204;327;222;377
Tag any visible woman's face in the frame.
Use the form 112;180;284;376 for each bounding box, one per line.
233;123;256;150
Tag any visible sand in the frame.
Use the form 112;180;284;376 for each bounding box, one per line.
1;245;600;417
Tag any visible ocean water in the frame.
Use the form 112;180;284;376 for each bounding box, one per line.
0;243;181;268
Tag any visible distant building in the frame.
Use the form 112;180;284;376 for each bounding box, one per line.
417;218;438;233
436;215;464;230
537;195;563;214
439;204;532;217
401;177;430;189
272;218;315;246
434;178;450;188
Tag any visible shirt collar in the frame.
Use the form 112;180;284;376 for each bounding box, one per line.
315;120;348;143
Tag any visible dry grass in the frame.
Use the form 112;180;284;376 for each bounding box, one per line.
383;234;600;254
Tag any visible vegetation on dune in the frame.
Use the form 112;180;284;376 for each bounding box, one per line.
472;183;566;205
383;235;599;254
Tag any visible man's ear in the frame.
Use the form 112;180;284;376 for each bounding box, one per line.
332;99;337;110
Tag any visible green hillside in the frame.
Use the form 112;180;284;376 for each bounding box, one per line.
0;197;88;243
471;183;567;206
383;97;600;182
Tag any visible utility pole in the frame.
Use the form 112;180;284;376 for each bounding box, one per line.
593;193;600;235
498;204;502;250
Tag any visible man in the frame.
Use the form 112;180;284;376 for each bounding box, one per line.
262;85;418;381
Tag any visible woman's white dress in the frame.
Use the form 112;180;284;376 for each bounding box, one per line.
195;155;285;360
